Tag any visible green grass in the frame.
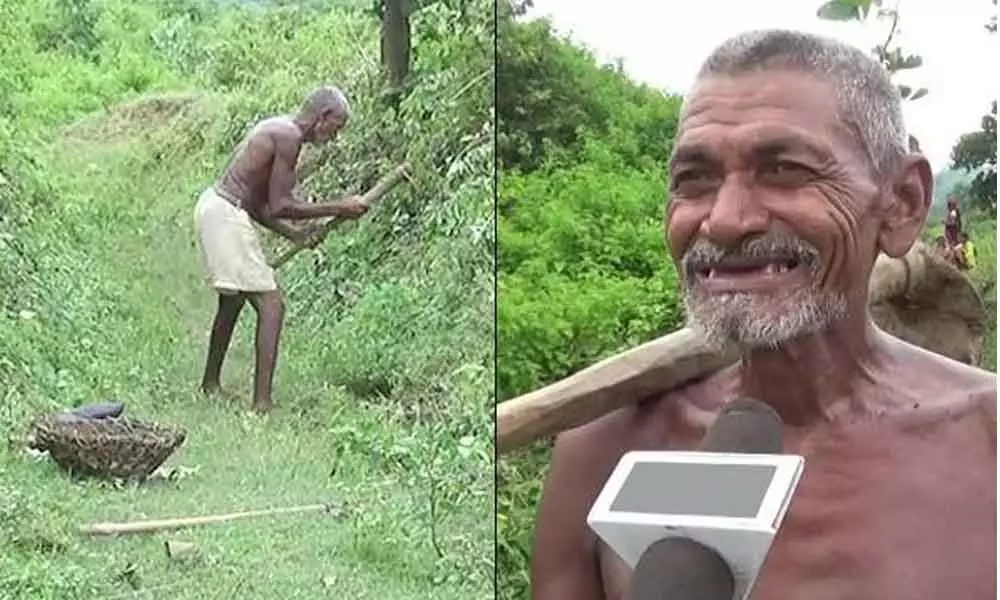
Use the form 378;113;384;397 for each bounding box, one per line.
3;400;488;600
964;216;997;370
1;93;493;600
1;2;495;597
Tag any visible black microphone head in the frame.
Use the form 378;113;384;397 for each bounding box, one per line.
628;537;734;600
698;396;783;454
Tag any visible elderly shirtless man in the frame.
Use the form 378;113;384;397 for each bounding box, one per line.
193;86;367;413
531;30;996;600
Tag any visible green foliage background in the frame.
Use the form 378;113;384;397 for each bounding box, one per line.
0;0;494;598
496;8;997;600
496;10;689;598
950;101;997;211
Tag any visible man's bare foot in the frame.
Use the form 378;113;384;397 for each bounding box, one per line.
200;382;222;396
249;401;272;415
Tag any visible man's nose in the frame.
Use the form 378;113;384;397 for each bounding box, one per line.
699;175;769;247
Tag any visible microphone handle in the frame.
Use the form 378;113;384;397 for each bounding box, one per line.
625;397;779;599
626;537;735;600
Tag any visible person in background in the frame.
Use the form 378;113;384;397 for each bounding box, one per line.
933;235;949;260
956;231;976;271
944;196;962;248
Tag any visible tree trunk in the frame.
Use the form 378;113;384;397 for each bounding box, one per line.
380;0;411;100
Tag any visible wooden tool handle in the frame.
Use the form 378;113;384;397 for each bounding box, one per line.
270;162;412;268
495;243;942;455
496;328;737;454
80;503;338;536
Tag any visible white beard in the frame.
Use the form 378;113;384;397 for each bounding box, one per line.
683;286;848;351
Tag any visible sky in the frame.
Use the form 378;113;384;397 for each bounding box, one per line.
522;0;997;173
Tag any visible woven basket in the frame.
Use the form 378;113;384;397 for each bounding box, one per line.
31;414;186;480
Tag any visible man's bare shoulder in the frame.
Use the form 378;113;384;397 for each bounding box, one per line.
557;365;738;453
246;116;301;153
885;334;995;400
878;335;996;435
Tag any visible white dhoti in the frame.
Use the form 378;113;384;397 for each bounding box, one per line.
193;187;277;294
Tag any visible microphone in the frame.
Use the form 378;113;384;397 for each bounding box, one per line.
624;398;783;600
625;535;737;600
696;397;783;455
586;397;801;600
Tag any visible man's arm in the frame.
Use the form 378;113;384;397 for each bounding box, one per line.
263;134;366;221
253;211;307;242
972;382;996;450
252;177;320;242
531;414;632;600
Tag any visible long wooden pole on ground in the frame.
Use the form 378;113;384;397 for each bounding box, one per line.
496;245;933;454
80;503;343;536
270;162;412;269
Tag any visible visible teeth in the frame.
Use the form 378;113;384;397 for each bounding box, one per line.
700;261;794;278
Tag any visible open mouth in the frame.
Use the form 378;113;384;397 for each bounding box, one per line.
688;254;807;292
695;256;801;279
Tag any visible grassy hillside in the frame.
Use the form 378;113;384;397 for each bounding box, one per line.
497;13;687;598
0;1;495;599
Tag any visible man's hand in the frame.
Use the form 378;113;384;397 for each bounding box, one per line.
335;195;369;218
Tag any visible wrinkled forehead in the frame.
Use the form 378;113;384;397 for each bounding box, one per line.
673;72;865;167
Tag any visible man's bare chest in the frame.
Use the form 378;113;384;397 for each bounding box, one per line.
599;416;996;599
748;447;995;599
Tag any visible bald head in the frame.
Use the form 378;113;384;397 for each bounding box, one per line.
301;86;350;121
687;29;908;178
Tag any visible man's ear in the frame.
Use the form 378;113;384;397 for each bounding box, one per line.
877;154;933;258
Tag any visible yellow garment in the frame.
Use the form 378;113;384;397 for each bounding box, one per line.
962;241;976;269
193;186;277;294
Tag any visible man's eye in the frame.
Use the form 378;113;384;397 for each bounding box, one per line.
670;168;719;196
672;169;707;185
759;160;815;183
762;161;811;176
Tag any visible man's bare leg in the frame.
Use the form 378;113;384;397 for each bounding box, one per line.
246;290;285;414
200;292;246;395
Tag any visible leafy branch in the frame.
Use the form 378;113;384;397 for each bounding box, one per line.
816;0;928;149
